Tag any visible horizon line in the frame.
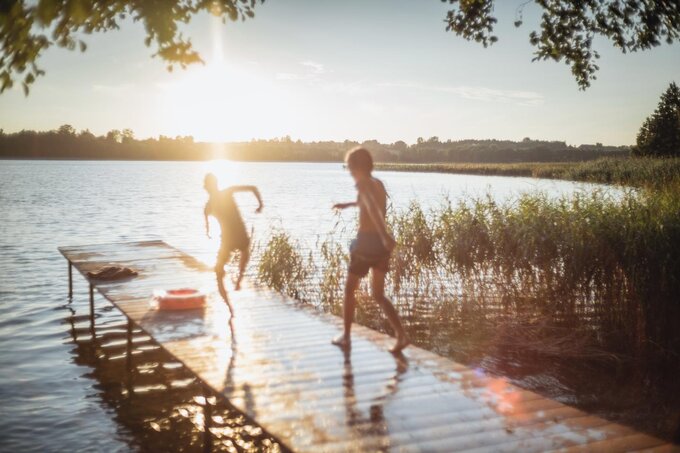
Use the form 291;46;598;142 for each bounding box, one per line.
1;127;632;148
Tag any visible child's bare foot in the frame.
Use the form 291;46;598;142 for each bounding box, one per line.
234;275;244;291
332;334;351;349
390;336;410;354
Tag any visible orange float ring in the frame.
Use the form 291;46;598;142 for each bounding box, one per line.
153;288;206;310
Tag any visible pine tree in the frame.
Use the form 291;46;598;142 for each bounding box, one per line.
635;83;680;157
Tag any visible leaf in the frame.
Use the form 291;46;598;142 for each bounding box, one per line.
36;0;60;26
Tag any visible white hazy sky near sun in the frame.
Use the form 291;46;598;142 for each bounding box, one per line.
1;0;679;145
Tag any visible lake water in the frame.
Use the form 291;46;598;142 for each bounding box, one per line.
0;160;619;452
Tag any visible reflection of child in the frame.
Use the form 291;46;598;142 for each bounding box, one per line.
203;173;263;315
332;147;409;353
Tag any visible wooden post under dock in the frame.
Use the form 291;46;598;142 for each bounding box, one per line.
58;240;676;452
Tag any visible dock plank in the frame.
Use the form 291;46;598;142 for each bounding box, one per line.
59;240;677;452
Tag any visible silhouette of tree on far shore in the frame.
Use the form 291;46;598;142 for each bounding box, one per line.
0;126;629;163
635;82;680;157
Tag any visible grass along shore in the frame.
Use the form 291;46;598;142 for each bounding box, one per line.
376;157;680;189
258;187;680;365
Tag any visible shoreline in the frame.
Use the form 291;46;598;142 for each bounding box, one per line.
4;157;680;189
378;158;680;189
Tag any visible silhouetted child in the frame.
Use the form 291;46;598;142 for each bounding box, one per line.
203;173;263;315
332;147;409;353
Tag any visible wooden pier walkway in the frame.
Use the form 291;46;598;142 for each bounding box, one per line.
59;240;676;452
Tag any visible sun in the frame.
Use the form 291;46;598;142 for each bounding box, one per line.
203;158;244;187
159;61;265;142
156;16;296;142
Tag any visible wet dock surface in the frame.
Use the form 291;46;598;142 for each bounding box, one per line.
59;240;676;452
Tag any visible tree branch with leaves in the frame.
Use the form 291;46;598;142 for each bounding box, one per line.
0;0;263;94
1;0;678;94
442;0;680;89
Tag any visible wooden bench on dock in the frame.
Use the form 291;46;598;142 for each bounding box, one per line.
59;240;676;452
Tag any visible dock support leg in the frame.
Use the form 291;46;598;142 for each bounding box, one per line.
89;283;95;333
203;387;212;453
126;319;133;368
125;319;134;398
68;262;73;298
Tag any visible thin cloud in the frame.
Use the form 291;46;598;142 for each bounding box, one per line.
275;72;306;81
319;81;372;96
276;61;372;96
378;81;544;106
276;60;327;82
301;60;325;74
358;101;386;115
92;83;134;94
275;66;543;105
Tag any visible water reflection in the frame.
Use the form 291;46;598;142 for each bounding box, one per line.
221;318;257;421
342;348;408;448
64;300;285;452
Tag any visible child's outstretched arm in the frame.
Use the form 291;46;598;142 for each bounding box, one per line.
231;186;264;213
332;201;357;210
204;203;211;238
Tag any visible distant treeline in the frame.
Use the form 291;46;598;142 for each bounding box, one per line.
0;126;630;163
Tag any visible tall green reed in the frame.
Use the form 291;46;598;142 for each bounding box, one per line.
257;231;312;301
378;156;680;190
256;185;680;368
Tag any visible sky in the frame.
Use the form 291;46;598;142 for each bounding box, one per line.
1;0;679;146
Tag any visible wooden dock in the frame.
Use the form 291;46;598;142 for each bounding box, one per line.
59;240;676;452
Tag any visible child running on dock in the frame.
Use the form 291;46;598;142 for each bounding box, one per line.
332;147;409;353
203;173;263;314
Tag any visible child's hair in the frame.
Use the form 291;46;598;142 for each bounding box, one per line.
204;173;218;189
345;147;373;173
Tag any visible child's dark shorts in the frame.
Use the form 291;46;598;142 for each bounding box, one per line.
348;232;391;278
216;233;250;267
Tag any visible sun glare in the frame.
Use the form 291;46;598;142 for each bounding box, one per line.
203;159;244;187
157;15;295;142
160;62;254;142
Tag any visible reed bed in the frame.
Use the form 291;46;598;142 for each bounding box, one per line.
253;161;680;440
256;183;680;371
376;156;680;190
